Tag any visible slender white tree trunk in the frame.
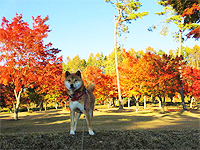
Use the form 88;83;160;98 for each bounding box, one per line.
178;29;182;57
55;98;58;109
178;29;187;111
135;95;139;113
44;102;47;111
190;96;194;109
128;97;130;108
144;96;147;109
114;10;123;110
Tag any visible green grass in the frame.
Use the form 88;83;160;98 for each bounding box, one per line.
0;107;200;149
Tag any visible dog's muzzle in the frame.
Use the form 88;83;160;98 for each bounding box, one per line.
70;84;74;88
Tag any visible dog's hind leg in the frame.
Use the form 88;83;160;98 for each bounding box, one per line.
84;111;95;135
74;112;81;132
89;109;93;120
70;110;76;135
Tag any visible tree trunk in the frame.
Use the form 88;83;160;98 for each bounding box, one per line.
14;107;19;120
190;96;194;109
158;99;162;108
64;101;67;110
128;97;130;108
55;98;58;109
13;89;22;120
152;96;156;103
136;101;139;113
44;102;47;111
114;11;123;110
107;97;111;108
9;107;12;113
178;29;182;57
144;96;147;109
135;96;139;113
112;98;116;107
170;96;174;105
39;101;43;111
162;97;165;113
27;104;30;112
159;97;165;113
178;29;187;111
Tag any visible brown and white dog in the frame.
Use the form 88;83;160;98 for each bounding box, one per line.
64;70;95;135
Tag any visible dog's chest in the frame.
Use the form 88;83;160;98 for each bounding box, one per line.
70;101;84;112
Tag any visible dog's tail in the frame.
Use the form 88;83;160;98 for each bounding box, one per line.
87;84;95;92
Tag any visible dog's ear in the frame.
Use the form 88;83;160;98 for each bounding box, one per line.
65;71;71;78
75;70;81;78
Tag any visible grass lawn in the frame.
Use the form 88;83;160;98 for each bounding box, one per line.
0;106;200;149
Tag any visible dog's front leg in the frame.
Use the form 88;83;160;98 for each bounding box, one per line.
70;110;75;135
74;112;81;132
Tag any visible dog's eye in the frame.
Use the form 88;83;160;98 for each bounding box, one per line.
74;79;77;82
67;79;71;82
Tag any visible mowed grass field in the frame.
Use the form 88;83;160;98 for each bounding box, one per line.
0;106;200;149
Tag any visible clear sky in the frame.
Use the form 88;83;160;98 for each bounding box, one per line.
0;0;199;60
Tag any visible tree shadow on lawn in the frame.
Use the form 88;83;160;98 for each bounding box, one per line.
1;109;200;135
93;114;199;131
0;110;70;134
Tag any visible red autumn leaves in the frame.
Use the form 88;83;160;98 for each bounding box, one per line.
81;50;199;103
0;14;64;119
0;14;199;114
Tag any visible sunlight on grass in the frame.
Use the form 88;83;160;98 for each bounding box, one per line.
118;119;132;121
0;108;199;134
38;120;68;125
181;111;200;118
126;120;180;130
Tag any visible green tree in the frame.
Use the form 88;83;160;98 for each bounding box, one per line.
136;50;145;58
63;55;86;72
104;49;123;74
87;53;95;67
145;46;156;54
157;49;165;55
183;45;200;69
105;0;148;109
86;52;105;70
94;53;105;70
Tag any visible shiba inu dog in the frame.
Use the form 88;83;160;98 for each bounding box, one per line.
64;70;95;135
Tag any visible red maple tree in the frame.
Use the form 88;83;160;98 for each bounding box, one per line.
183;66;200;99
82;66;118;105
0;14;62;119
119;50;185;112
182;3;200;39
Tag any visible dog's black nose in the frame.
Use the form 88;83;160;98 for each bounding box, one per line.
70;84;74;88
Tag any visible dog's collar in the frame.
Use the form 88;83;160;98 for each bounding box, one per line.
69;89;87;101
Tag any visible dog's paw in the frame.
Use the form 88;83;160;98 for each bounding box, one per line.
89;130;95;135
70;130;75;135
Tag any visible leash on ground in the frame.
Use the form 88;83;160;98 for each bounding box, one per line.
81;115;85;150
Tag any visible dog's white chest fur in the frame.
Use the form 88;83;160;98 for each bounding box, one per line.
70;101;84;112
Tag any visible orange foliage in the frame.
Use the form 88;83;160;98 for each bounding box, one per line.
0;14;62;107
182;3;200;39
182;66;200;99
119;50;185;99
82;66;117;101
182;3;200;17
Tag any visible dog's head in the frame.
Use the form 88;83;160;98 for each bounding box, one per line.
64;70;83;94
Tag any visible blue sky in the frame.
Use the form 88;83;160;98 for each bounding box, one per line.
0;0;199;60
